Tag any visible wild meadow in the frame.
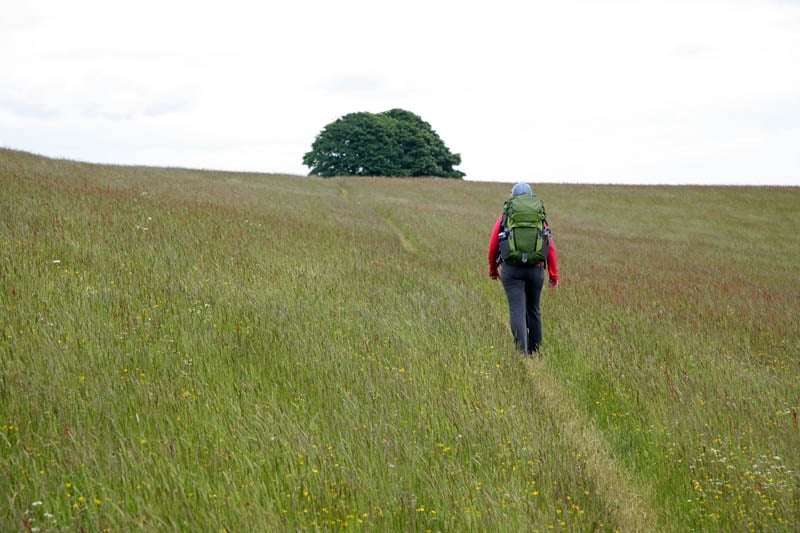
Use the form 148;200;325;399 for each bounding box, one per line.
1;148;798;531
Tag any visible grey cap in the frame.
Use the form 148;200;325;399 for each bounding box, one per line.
511;183;532;196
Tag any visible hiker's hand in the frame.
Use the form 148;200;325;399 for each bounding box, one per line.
490;272;500;280
549;278;559;289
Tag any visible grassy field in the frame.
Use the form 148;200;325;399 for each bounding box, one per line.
1;148;798;531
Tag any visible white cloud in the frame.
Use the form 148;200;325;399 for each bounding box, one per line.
1;0;798;184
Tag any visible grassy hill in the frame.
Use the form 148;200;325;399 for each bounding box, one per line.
1;148;798;531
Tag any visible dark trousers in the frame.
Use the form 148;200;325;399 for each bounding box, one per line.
500;263;544;354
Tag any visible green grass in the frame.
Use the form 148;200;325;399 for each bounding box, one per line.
1;148;798;531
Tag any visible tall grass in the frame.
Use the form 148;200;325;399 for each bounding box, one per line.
1;148;798;531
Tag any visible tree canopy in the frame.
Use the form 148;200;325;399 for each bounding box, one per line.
302;109;464;178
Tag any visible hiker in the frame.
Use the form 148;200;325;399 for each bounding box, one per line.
488;183;559;355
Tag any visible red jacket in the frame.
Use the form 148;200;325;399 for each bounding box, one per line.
488;214;559;281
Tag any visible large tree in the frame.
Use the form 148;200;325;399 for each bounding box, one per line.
302;109;464;178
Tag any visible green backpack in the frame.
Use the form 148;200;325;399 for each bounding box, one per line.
500;195;549;265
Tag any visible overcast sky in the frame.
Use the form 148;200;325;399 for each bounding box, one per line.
2;0;799;185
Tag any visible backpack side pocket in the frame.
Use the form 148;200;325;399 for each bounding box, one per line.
498;231;510;261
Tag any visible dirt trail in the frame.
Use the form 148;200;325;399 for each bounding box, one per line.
524;358;659;531
365;207;416;254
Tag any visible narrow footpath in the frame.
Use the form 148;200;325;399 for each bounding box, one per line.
524;357;659;531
